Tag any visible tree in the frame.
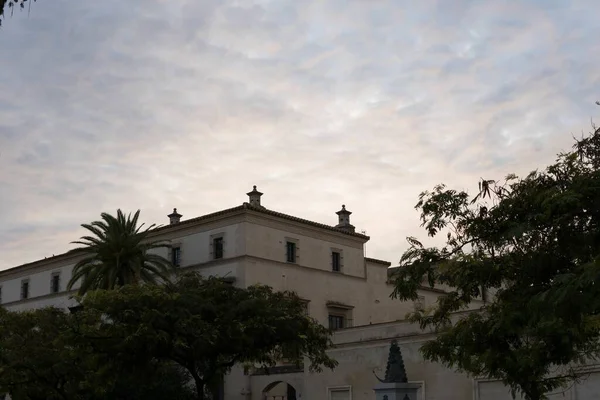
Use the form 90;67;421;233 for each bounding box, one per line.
391;124;600;400
0;0;35;27
80;272;338;400
0;307;196;400
66;209;174;295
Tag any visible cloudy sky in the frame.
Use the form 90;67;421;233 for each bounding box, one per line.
0;0;598;270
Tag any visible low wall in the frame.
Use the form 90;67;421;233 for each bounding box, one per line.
303;314;600;400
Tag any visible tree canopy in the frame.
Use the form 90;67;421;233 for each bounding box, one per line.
66;209;174;295
79;272;337;400
0;273;334;400
0;0;34;26
0;307;195;400
392;123;600;400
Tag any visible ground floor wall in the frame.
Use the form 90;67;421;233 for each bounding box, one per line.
236;316;600;400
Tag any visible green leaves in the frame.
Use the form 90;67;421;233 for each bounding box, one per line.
79;272;336;398
0;274;334;400
66;209;174;295
0;0;35;27
0;307;195;400
393;124;600;399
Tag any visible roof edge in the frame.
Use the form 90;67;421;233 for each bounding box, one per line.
2;203;370;275
365;257;392;266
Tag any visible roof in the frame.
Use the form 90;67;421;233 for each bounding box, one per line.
365;257;392;266
153;203;370;240
2;203;370;276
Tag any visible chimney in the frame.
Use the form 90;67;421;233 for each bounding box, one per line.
168;208;182;224
246;185;265;209
335;204;355;233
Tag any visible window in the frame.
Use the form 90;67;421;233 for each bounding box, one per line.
21;279;30;300
213;237;224;259
327;303;353;329
210;233;225;260
50;272;61;294
286;241;297;263
332;251;341;272
171;246;181;267
328;387;351;400
300;300;310;316
414;295;425;312
328;314;345;330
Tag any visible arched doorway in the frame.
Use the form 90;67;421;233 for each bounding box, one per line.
262;381;297;400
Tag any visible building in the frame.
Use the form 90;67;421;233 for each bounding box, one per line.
1;186;598;400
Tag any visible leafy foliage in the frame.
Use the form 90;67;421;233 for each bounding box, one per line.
0;0;35;27
0;307;195;400
80;272;337;400
66;209;174;295
392;124;600;400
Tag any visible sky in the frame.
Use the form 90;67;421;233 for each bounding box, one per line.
0;0;599;270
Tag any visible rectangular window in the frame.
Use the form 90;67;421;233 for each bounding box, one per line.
300;300;310;316
50;273;60;294
329;388;351;400
332;251;341;272
171;247;181;267
328;314;345;330
213;237;224;259
21;279;30;300
286;241;297;263
414;295;425;311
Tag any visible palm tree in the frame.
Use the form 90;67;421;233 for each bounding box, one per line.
66;209;175;296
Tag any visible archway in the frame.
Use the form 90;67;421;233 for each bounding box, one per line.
262;381;297;400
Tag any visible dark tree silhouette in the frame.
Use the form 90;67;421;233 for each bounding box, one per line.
0;0;36;26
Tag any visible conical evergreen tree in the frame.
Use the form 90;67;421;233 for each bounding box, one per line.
384;340;408;383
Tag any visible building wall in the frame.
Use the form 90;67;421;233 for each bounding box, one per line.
150;221;245;267
297;315;600;400
0;261;80;306
244;217;366;277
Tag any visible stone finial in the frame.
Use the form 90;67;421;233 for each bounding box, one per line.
335;204;355;233
376;340;408;383
246;185;265;209
168;208;182;225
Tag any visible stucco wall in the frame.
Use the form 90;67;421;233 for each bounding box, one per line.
244;220;366;278
302;317;600;400
242;257;413;327
0;262;79;305
151;222;244;267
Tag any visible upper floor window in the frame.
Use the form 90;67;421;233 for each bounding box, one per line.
21;279;30;300
327;302;353;330
171;246;181;267
213;237;224;259
328;314;345;330
286;241;297;263
50;272;61;294
332;251;341;272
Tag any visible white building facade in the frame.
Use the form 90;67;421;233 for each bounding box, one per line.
1;187;598;400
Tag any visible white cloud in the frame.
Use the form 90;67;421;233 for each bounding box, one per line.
0;0;598;269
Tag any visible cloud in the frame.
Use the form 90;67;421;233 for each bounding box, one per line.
0;0;599;269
